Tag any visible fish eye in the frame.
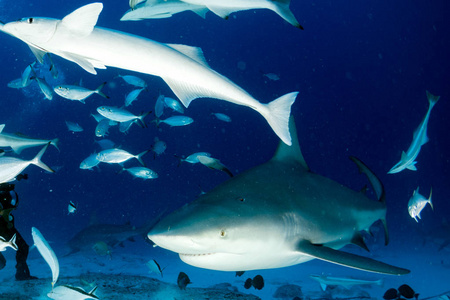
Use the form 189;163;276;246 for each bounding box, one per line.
237;197;245;202
27;18;34;24
220;229;227;237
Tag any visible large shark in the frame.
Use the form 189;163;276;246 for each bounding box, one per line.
388;90;440;174
0;3;297;146
148;118;410;275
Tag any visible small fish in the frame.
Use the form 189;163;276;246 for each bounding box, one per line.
408;187;433;222
0;124;59;154
244;275;264;290
197;155;233;177
263;73;280;81
211;112;231;122
383;288;399;300
96;148;149;166
7;78;27;89
154;94;165;118
116;74;147;88
68;201;77;215
0;233;18;251
47;53;59;79
97;106;148;126
92;241;112;258
154;116;193;127
309;274;384;291
147;259;164;277
121;167;158;180
95;139;116;150
177;272;191;290
95;119;111;137
164;97;184;113
47;285;99;300
32;227;59;288
151;137;166;156
125;88;145;107
0;143;54;183
21;62;36;87
176;152;211;164
398;284;419;300
54;82;109;103
33;76;54;100
65;121;84;132
80;153;101;170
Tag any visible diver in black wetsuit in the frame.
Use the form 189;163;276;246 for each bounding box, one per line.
0;178;36;281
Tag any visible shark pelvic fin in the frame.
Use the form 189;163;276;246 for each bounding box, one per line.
296;240;410;275
271;116;309;171
61;3;103;37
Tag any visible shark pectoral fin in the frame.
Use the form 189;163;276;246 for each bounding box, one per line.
206;6;237;19
28;45;47;63
296;241;410;275
406;163;417;171
351;232;369;252
62;52;105;75
193;8;209;19
61;3;103;37
165;44;210;68
319;283;327;291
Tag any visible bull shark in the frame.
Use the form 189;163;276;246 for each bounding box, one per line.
388;90;440;174
148;117;410;275
0;3;297;146
0;124;59;154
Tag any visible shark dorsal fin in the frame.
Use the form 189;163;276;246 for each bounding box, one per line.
271;116;309;171
0;124;5;133
60;3;103;37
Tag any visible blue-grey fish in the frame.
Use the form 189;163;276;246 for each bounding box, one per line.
0;124;59;154
408;187;433;222
154;94;166;118
154;116;193;127
21;62;36;87
147;259;164;277
177;152;211;164
309;274;383;291
95;119;111;137
197;155;233;177
80;153;100;170
54;82;109;103
125;88;145;107
211;112;231;122
0;3;297;145
65;121;84;132
148;117;409;275
32;76;53;100
68;201;77;215
96;148;149;166
388;91;440;174
97;106;148;126
0;143;54;183
151;137;167;156
164;97;184;113
7;78;27;89
47;53;59;79
116;74;147;88
121;167;158;180
95;139;116;150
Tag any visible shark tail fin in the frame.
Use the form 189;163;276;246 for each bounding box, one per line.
271;0;303;29
349;156;389;245
426;90;440;110
95;82;109;99
51;138;60;152
30;143;55;174
260;92;298;146
88;286;98;296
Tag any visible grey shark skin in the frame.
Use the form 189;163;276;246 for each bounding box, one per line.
148;118;410;275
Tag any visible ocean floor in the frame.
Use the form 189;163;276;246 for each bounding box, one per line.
0;237;449;299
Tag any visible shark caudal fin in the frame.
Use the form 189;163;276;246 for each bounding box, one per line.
297;240;410;275
271;0;304;29
426;90;440;110
349;156;389;245
260;92;298;146
30;142;55;174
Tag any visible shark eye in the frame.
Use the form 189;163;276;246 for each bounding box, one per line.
220;229;227;237
27;18;34;24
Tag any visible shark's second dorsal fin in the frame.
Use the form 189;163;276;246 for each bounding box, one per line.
271;116;309;171
60;3;103;37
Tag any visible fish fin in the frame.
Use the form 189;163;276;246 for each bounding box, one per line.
165;44;210;68
428;187;433;210
426;90;440;108
60;3;103;37
271;116;309;171
296;240;409;275
162;77;206;108
0;124;4;133
30;142;55;173
28;45;47;63
51;138;60;152
61;52;106;74
400;151;407;161
349;156;385;203
136;150;149;166
406;163;417;171
206;6;236;19
320;283;327;291
271;0;304;29
95;82;109;99
88;286;98;296
10;233;18;251
193;8;209;19
10;145;27;155
351;232;370;252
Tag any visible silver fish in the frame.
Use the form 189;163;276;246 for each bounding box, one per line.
33;76;53;100
96;148;149;166
95;119;111;137
408;187;433;222
121;167;158;179
164;97;184;113
197;155;233;177
151;137;167;156
154;116;193;127
116;74;147;88
154;94;166;118
47;285;98;300
0;233;18;251
54;82;108;103
65;121;84;132
97;106;148;126
211;112;231;122
68;201;77;215
177;152;211;164
125;88;145;107
80;153;100;170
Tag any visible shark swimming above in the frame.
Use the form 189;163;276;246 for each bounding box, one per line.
0;3;297;146
388;90;440;174
148;117;410;275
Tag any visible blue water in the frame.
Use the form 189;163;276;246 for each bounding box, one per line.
0;0;449;298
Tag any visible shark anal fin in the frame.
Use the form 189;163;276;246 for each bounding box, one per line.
351;232;369;252
296;241;410;275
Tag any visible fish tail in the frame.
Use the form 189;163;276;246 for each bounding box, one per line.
428;187;433;210
139;111;151;127
271;0;303;29
426;90;440;110
51;138;60;152
95;82;109;99
136;150;149;166
260;92;298;146
9;233;18;251
30;142;55;173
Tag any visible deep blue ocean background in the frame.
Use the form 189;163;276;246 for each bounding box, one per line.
0;0;449;298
